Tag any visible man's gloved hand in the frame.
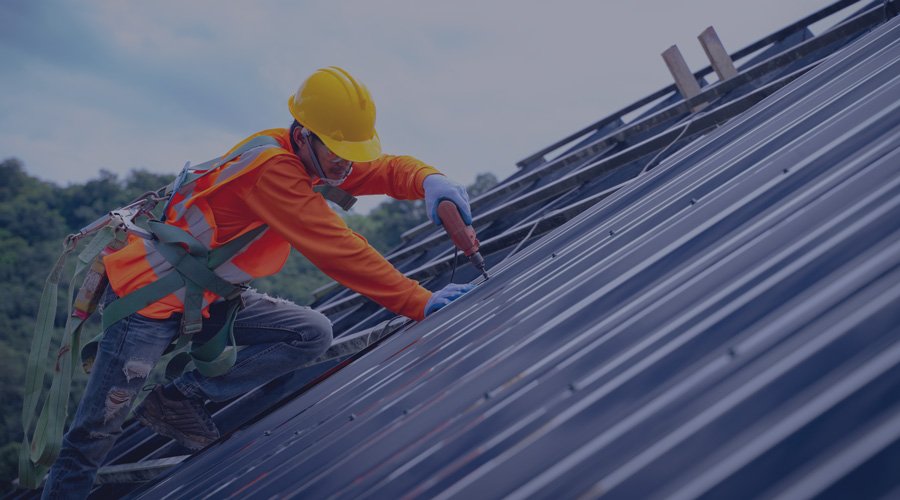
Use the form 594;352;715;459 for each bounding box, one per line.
424;283;475;317
424;174;472;227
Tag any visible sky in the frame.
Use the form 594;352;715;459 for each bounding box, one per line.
1;0;839;213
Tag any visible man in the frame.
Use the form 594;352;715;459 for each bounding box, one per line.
41;66;474;499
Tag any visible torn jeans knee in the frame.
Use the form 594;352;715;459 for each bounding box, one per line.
123;359;153;382
103;387;135;423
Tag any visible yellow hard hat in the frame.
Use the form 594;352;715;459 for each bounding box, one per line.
288;66;382;162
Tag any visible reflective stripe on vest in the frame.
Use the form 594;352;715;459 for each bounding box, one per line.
168;140;281;227
138;231;264;311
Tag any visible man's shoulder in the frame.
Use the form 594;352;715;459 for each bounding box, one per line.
253;150;312;186
237;128;292;153
217;130;308;191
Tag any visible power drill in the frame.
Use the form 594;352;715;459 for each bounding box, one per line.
437;200;489;280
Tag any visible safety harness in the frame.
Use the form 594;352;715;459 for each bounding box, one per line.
19;135;357;488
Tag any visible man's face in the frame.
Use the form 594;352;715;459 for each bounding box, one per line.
309;134;353;183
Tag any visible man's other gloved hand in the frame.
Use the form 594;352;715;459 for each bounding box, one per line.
424;283;475;317
424;174;472;227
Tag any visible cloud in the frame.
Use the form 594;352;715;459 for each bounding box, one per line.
1;0;836;209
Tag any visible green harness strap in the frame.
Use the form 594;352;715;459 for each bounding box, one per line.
313;184;357;211
19;227;119;488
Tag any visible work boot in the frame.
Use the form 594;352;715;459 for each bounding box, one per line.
134;384;220;450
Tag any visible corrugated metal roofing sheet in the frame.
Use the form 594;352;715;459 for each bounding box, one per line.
122;5;900;499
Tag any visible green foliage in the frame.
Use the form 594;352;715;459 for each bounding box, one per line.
252;249;334;305
468;172;500;198
345;198;427;254
0;157;498;486
0;159;175;487
345;172;498;255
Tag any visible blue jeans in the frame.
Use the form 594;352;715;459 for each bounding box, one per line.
41;287;332;499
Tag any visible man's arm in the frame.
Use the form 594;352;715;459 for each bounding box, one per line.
339;155;441;199
245;157;432;320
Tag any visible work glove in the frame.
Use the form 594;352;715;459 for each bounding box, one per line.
424;283;475;317
424;174;472;227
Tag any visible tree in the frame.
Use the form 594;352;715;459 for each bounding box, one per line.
468;172;499;197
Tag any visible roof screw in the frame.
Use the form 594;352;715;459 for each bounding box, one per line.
690;198;697;205
294;431;301;436
551;253;557;258
264;430;271;436
568;383;577;392
727;347;737;358
349;413;357;421
609;230;616;236
783;168;790;174
402;409;410;415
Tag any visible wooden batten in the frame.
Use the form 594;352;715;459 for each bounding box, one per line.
698;26;739;81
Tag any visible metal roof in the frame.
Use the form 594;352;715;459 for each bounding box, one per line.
20;1;898;498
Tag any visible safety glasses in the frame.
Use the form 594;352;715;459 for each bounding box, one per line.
301;128;353;186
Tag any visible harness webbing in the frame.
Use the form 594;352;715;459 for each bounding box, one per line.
19;227;120;488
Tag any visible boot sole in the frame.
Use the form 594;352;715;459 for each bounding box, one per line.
134;403;215;451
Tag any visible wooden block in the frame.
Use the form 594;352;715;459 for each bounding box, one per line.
661;45;706;111
698;26;738;81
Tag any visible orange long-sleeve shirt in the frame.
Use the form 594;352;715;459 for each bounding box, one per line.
230;151;439;320
107;129;440;321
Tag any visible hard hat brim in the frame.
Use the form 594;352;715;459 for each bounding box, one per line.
317;130;382;163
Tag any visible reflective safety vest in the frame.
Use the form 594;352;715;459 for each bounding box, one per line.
104;129;296;322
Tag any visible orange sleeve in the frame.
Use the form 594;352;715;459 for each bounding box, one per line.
244;156;431;320
340;155;441;199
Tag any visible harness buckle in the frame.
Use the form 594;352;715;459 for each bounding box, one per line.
181;317;204;336
224;284;249;302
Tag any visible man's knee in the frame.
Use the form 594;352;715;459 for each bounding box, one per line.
303;311;333;352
